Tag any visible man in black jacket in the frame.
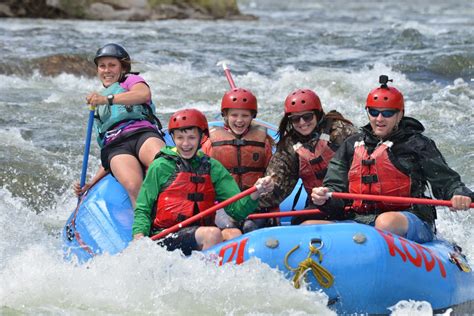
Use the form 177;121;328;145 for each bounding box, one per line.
311;76;473;243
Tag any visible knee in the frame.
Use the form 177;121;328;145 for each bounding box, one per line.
222;228;242;241
203;227;224;245
375;212;408;236
121;178;142;195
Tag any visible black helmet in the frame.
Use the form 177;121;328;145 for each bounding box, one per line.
93;43;130;65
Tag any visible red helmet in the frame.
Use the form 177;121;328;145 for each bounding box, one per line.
168;109;209;136
366;78;404;111
221;88;258;113
284;89;322;114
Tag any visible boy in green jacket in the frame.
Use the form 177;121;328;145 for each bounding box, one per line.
133;108;273;255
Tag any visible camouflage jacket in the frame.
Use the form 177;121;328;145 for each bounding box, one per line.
259;111;357;209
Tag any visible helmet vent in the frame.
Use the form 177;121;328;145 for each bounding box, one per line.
374;96;378;100
232;97;237;102
243;98;247;102
384;97;388;101
301;100;306;104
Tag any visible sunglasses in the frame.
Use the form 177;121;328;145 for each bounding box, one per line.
289;112;315;124
367;109;399;118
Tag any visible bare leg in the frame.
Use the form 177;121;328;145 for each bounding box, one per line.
110;154;143;207
138;137;165;167
195;226;224;250
221;228;242;241
300;220;333;225
375;212;408;237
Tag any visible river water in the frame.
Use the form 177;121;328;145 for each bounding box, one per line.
0;0;473;314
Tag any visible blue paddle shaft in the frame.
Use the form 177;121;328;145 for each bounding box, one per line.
80;109;95;189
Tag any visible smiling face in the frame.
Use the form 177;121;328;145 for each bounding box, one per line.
172;127;201;159
289;110;317;136
96;57;123;87
225;108;253;135
367;108;403;139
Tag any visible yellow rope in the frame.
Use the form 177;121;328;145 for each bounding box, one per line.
284;244;334;289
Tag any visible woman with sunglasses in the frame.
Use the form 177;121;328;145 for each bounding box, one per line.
311;76;473;243
258;89;356;224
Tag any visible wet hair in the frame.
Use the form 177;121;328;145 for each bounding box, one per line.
120;59;132;73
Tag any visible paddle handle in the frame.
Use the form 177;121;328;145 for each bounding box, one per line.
79;109;95;190
151;186;258;241
329;192;474;208
221;62;237;89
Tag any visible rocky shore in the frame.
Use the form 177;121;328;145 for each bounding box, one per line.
0;0;256;21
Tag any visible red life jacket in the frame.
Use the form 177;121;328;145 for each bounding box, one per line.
348;140;411;213
209;125;268;190
294;133;336;195
153;154;216;229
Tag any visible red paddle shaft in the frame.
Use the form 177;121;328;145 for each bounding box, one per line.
247;209;324;219
151;186;258;240
329;192;473;208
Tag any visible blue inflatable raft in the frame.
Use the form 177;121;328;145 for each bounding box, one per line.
63;120;306;261
62;120;474;314
204;223;474;314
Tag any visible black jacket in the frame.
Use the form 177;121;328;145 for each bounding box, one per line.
320;116;473;225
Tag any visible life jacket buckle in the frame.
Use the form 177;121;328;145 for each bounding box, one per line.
191;176;205;184
362;174;378;183
231;166;248;174
362;159;375;166
234;139;246;146
309;156;324;165
188;193;204;202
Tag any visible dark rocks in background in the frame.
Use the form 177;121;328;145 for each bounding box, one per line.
33;55;96;77
0;0;257;78
0;0;257;21
0;55;96;78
